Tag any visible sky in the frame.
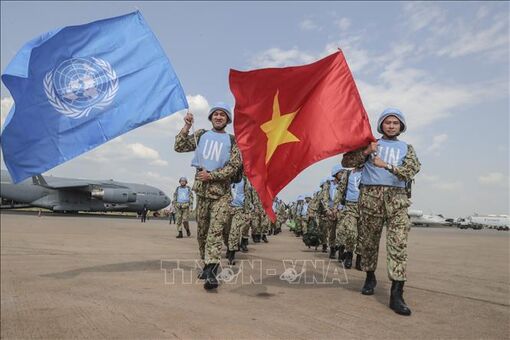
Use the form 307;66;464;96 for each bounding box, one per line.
1;1;509;218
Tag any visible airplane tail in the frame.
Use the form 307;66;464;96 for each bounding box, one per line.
32;174;48;187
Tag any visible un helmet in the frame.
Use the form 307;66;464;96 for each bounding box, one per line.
377;108;407;134
331;164;343;178
297;195;304;201
179;177;188;183
208;102;232;124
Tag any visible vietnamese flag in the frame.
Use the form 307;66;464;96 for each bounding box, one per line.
229;51;375;221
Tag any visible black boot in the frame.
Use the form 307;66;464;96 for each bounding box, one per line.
262;234;269;243
183;222;191;237
228;250;236;265
204;263;219;290
322;244;328;253
240;238;249;252
268;229;273;236
225;249;230;259
254;234;261;243
361;271;377;295
337;245;345;262
198;263;211;280
343;251;353;269
329;246;337;259
176;230;183;239
390;281;412;316
355;254;362;271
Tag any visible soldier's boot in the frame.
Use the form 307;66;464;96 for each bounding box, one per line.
262;234;269;243
343;251;353;269
322;244;328;253
254;234;262;243
389;281;412;316
227;250;236;265
329;246;337;259
251;233;257;243
183;222;191;237
198;263;211;280
355;254;362;271
203;263;219;290
337;245;346;262
268;229;273;236
240;238;249;253
176;231;183;239
361;271;377;295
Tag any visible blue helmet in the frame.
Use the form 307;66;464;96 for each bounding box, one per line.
297;195;304;201
331;164;343;178
208;102;232;124
377;108;407;134
179;177;187;183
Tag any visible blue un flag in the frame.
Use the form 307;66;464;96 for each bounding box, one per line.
1;11;188;183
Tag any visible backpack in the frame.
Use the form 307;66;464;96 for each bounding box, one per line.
302;218;322;248
195;129;243;184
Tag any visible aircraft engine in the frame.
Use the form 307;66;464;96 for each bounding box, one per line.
91;189;137;203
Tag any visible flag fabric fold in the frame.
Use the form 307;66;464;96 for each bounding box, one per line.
1;11;188;183
229;51;375;220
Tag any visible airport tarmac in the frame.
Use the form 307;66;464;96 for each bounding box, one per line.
1;212;509;339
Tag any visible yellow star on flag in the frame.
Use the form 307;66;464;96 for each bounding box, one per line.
260;90;300;164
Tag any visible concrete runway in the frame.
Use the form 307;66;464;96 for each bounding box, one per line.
1;213;509;339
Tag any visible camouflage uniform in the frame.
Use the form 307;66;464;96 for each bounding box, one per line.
276;202;287;231
174;129;242;264
228;177;253;251
333;170;359;253
342;145;420;281
320;172;348;247
172;186;194;232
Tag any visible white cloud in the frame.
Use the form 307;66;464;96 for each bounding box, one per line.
1;96;14;127
153;94;211;133
128;143;159;160
434;181;462;191
300;19;321;31
479;172;507;185
83;139;166;165
403;2;446;32
335;17;351;31
250;48;315;68
426;134;448;154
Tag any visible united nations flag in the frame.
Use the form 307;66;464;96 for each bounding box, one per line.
1;11;188;183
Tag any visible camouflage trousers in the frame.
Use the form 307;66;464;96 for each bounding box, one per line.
228;207;249;251
359;186;411;281
196;194;231;265
241;211;252;238
322;214;337;247
254;212;270;235
318;215;328;245
175;203;190;232
336;202;359;253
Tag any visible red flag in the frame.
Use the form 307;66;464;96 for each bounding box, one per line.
229;51;375;221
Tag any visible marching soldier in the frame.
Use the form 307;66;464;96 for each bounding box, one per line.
174;102;242;290
173;177;193;238
227;174;253;264
342;108;420;315
334;166;362;269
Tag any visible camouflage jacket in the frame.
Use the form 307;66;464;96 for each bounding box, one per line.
333;169;351;208
174;128;243;200
172;185;194;209
321;170;349;215
342;143;421;183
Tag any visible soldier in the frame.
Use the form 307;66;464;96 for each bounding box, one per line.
317;178;330;253
334;166;362;269
321;165;348;259
226;174;252;265
275;199;287;235
342;108;420;316
174;103;242;291
173;177;194;238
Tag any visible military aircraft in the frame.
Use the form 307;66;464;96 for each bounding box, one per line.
0;170;170;213
408;209;452;227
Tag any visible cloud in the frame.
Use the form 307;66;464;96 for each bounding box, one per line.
1;96;14;127
426;134;448;154
300;19;321;31
403;2;446;32
433;181;462;191
479;172;507;185
335;17;351;31
153;94;211;133
83;139;167;166
250;48;315;68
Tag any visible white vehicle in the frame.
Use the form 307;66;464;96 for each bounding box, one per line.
455;215;509;231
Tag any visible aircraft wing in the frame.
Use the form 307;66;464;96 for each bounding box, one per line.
32;175;129;191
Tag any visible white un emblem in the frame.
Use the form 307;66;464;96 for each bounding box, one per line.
44;57;119;119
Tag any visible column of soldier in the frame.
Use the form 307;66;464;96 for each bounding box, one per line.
172;103;420;316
